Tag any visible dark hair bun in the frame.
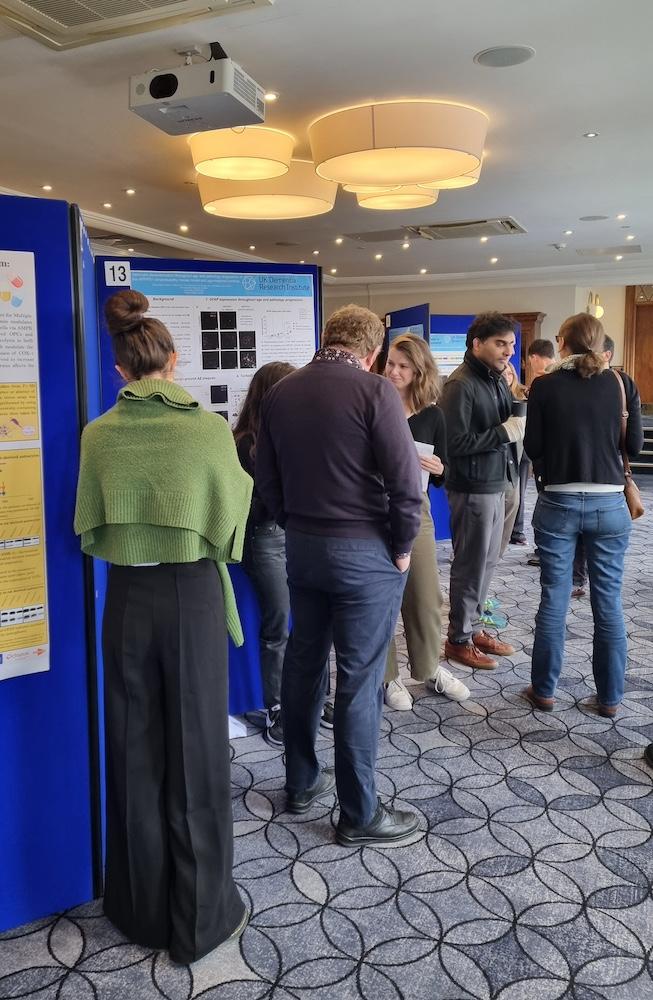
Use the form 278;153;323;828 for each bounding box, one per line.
105;290;150;336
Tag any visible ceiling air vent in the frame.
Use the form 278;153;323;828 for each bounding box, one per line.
349;217;526;244
407;217;526;241
0;0;273;50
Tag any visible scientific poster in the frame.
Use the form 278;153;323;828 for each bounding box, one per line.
429;332;467;376
108;265;317;422
0;250;49;680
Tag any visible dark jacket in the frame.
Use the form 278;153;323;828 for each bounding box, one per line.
256;355;422;556
407;405;447;489
439;351;516;494
524;361;643;486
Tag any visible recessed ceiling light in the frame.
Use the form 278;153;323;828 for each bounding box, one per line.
615;255;623;260
473;45;535;68
626;234;635;241
299;259;305;264
335;237;344;244
402;241;410;249
583;131;599;138
103;202;112;209
42;184;52;191
179;224;189;232
263;91;279;102
127;247;135;252
312;249;320;255
480;236;489;243
125;188;136;196
249;244;256;250
419;268;428;274
330;268;337;274
490;257;499;263
374;253;383;260
616;213;627;220
564;229;573;235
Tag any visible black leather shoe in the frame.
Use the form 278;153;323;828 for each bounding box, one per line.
286;768;336;814
644;744;653;769
336;799;419;847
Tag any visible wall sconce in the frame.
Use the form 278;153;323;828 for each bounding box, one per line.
586;292;605;319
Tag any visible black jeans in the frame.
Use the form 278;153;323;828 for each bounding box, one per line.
241;522;289;710
282;532;407;828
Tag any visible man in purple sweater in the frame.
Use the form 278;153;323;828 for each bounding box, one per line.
256;305;422;846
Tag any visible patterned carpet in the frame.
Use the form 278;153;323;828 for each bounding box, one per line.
1;483;652;1000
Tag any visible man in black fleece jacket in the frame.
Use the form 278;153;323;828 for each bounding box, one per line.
439;312;523;670
257;304;422;847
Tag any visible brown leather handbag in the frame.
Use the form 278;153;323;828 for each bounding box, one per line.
612;368;645;520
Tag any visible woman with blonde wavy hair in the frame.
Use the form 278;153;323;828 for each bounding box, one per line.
523;313;643;717
383;334;470;710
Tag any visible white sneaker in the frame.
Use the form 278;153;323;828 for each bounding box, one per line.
384;678;413;711
427;666;470;702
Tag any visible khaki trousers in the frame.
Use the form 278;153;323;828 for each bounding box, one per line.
385;495;443;683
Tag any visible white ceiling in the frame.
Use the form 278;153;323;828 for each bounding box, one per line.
1;0;652;284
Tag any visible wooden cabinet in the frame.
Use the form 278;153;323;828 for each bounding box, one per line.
506;311;546;383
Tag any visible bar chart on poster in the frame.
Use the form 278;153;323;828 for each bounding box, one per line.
103;265;318;423
0;249;49;680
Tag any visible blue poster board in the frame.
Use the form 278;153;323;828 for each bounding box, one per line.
95;257;322;716
0;195;98;930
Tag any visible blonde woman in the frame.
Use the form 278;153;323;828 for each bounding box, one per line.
384;335;470;710
500;361;528;555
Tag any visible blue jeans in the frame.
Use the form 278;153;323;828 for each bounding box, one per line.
531;492;631;706
282;532;407;827
241;523;289;710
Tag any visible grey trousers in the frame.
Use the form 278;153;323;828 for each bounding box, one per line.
447;490;505;643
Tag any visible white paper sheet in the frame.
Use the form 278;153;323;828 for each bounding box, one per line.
414;440;435;493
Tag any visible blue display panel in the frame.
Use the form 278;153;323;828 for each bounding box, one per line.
0;195;96;930
385;304;430;349
95;256;322;716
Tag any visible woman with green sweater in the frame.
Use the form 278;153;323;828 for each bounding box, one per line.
74;290;252;965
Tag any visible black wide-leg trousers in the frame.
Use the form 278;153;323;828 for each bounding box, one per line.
102;559;244;965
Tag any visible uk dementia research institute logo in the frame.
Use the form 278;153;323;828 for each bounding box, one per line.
241;275;257;292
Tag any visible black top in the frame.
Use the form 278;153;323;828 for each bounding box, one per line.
236;432;274;528
256;353;423;555
524;364;643;487
439;351;516;494
407;405;447;489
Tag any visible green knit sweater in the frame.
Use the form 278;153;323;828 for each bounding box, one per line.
74;379;253;646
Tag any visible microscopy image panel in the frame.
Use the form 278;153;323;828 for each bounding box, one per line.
220;331;237;351
210;384;228;404
219;311;237;330
202;331;218;351
240;351;257;369
202;352;219;370
201;311;218;329
239;331;256;350
221;351;238;369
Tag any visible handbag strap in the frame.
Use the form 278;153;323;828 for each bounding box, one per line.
610;367;633;476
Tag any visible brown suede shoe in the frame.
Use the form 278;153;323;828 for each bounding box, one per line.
444;639;497;670
472;630;516;657
521;685;555;712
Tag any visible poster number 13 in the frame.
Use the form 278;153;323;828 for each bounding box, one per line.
104;261;131;286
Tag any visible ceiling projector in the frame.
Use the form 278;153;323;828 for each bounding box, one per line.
129;56;265;136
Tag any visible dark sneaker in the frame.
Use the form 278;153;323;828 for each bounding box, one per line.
527;554;541;567
336;798;419;847
510;533;527;545
444;639;497;670
644;744;653;769
264;705;284;747
320;700;335;729
286;768;336;814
